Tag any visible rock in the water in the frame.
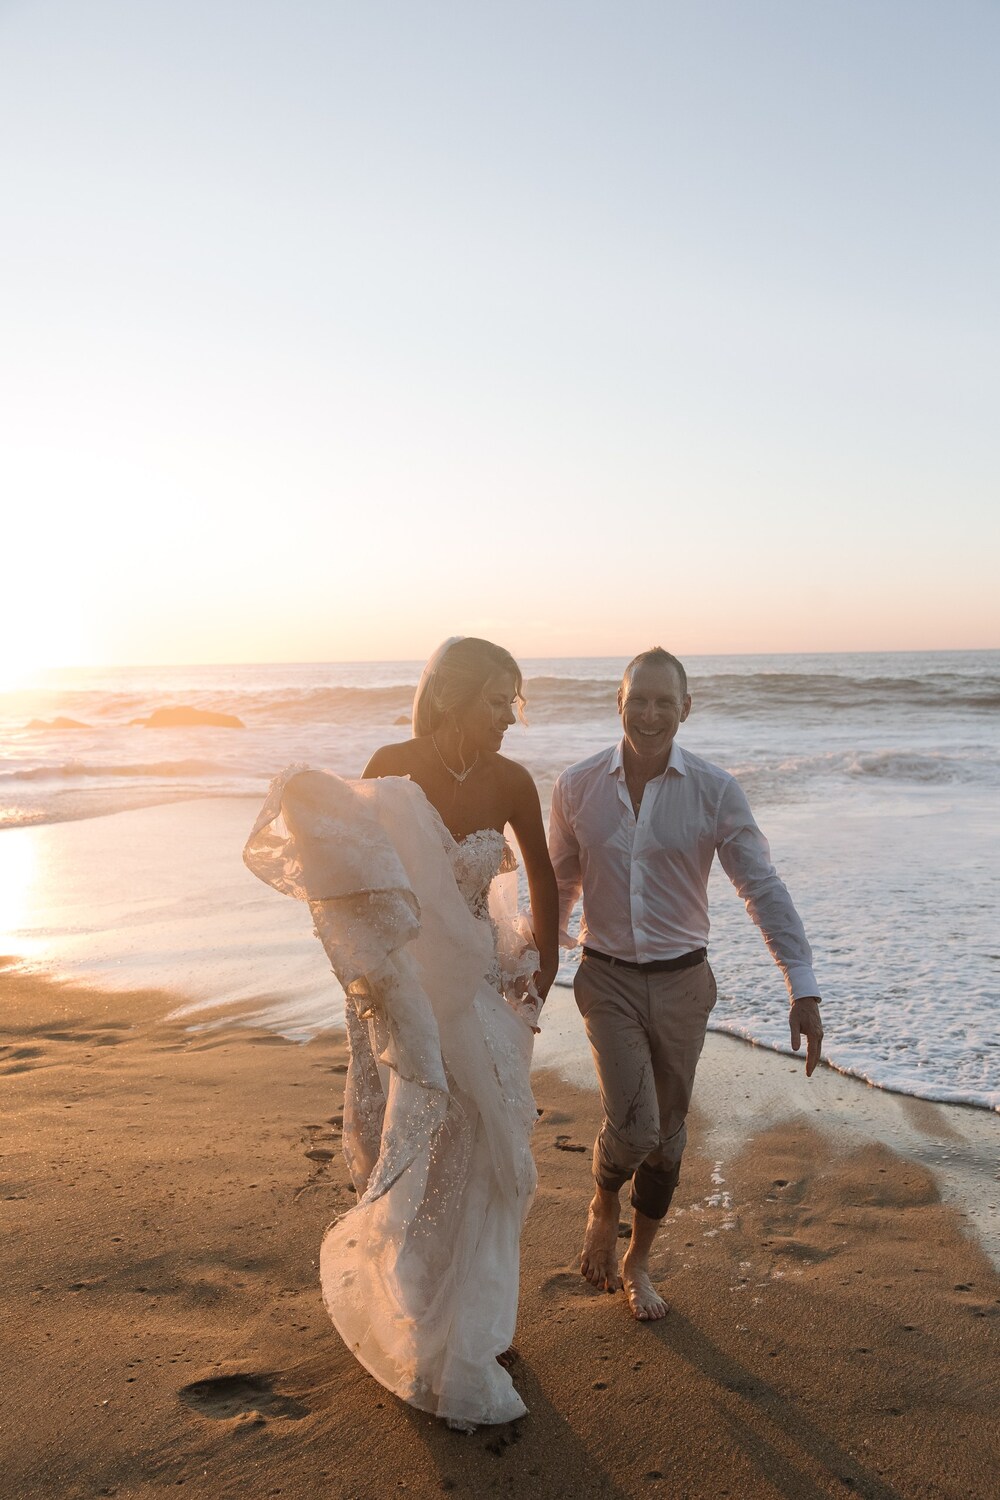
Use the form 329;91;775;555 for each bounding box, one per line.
137;706;245;728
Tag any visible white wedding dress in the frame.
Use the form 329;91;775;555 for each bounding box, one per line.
244;768;539;1427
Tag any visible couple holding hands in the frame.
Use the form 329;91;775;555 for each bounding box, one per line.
245;636;823;1432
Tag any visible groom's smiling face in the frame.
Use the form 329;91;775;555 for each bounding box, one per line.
618;661;691;763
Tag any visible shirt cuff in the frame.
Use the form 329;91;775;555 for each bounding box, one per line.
785;965;821;1003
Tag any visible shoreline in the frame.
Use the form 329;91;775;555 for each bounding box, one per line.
4;965;999;1499
4;792;997;1116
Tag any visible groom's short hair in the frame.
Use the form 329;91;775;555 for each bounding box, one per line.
620;647;688;699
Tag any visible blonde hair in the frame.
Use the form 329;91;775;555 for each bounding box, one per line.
412;637;526;737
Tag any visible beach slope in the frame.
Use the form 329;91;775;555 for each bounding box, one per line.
3;968;998;1500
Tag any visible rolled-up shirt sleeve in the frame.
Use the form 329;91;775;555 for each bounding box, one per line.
715;778;819;1002
548;774;583;947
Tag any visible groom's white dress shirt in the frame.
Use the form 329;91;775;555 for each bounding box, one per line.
548;739;819;1002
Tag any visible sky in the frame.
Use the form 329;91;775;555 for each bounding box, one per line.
2;0;998;676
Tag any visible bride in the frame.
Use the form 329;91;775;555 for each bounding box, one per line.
244;638;558;1429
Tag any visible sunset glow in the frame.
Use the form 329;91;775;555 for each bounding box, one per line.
2;2;997;668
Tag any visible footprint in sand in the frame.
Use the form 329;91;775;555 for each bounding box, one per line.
295;1125;345;1200
179;1372;309;1422
304;1123;339;1161
768;1238;836;1265
539;1271;584;1299
553;1135;588;1153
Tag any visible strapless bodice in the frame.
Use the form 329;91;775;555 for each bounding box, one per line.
448;828;510;922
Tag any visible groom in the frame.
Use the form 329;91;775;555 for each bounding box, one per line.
548;648;823;1320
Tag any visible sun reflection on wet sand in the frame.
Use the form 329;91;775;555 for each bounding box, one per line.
0;826;41;963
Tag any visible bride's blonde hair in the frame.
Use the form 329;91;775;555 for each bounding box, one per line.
412;637;526;738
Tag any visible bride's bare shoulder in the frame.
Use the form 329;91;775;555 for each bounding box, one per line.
363;740;422;779
494;753;537;791
494;753;542;811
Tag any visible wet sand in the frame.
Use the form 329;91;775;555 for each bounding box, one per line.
3;965;998;1499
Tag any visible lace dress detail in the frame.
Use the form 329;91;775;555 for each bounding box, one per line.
448;827;542;1026
448;827;509;991
448;826;507;920
244;768;538;1428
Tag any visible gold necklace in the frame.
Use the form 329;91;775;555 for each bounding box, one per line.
432;735;479;785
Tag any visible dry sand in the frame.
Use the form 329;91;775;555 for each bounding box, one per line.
3;964;998;1500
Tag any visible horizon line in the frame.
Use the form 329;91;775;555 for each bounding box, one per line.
25;643;1000;675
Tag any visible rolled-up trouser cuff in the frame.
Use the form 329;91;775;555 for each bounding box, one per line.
593;1156;631;1197
593;1157;682;1222
630;1160;681;1221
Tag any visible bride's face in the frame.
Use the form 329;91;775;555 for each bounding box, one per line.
455;670;519;754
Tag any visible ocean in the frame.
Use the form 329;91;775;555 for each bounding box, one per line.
1;650;997;1112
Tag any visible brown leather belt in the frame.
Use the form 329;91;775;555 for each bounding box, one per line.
582;946;706;975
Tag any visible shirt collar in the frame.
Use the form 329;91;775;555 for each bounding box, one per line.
610;738;687;778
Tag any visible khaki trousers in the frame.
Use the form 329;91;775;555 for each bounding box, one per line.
574;952;717;1220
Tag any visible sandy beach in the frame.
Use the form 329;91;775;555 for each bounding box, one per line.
4;964;998;1500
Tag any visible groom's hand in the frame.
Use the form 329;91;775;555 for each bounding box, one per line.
790;998;823;1077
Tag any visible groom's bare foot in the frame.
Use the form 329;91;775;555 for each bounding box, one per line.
580;1194;620;1292
622;1253;668;1321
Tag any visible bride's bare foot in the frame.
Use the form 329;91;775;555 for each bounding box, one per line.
622;1252;668;1321
496;1345;519;1370
580;1193;620;1292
